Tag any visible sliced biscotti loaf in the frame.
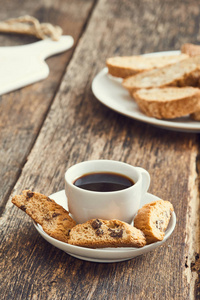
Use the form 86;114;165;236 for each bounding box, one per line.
12;190;76;243
134;200;174;244
106;54;188;78
122;56;200;93
181;43;200;57
68;219;146;248
133;87;200;119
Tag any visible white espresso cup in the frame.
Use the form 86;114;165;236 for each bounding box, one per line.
65;160;150;224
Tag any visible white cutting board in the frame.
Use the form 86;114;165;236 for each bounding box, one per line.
0;35;74;95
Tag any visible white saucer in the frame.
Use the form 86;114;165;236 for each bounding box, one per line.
92;50;200;133
34;190;176;263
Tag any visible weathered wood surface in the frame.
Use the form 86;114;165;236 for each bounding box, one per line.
0;0;95;215
1;0;200;299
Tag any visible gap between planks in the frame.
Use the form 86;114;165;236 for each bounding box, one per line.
185;137;200;299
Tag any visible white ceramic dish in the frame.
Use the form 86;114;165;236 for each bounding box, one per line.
92;50;200;133
34;190;176;263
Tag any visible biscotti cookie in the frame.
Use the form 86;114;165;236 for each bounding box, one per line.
181;43;200;57
133;87;200;119
133;200;174;244
68;219;146;248
122;56;200;93
12;190;76;243
106;54;188;78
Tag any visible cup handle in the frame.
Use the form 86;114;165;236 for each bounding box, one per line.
135;167;150;195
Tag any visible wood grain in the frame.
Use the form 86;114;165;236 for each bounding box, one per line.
0;0;95;215
1;0;200;299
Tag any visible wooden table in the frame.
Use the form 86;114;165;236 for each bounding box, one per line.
0;0;200;299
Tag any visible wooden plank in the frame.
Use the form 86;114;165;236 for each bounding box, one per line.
0;0;96;214
1;0;200;299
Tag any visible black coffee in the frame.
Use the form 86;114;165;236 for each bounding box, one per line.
73;172;134;192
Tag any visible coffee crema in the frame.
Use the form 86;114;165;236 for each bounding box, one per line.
73;172;134;192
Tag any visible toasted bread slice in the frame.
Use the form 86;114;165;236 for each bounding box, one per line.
122;56;200;93
133;87;200;119
181;43;200;57
12;190;76;242
106;54;188;78
134;200;174;244
68;219;146;248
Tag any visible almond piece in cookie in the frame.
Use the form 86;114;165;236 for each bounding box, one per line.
133;200;174;244
68;219;146;248
12;190;76;243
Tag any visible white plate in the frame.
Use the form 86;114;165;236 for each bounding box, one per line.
34;190;176;263
92;50;200;132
